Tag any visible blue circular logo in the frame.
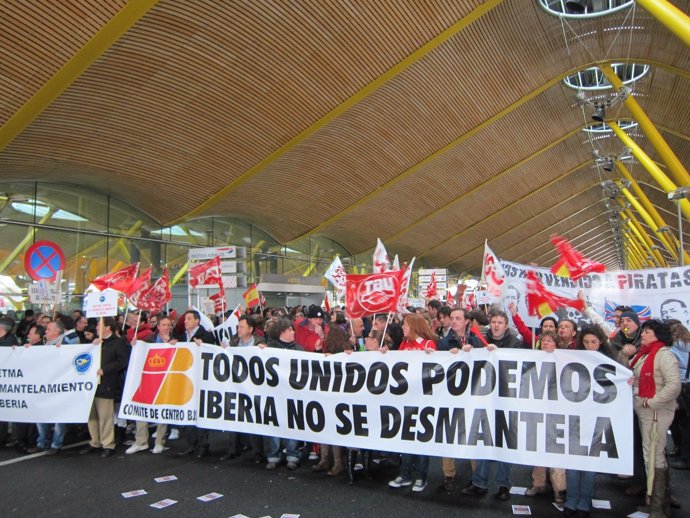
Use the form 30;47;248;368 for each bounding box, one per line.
99;295;106;303
73;353;93;374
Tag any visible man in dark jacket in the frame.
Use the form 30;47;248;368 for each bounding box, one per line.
463;311;522;501
79;317;129;458
176;310;216;458
0;317;19;446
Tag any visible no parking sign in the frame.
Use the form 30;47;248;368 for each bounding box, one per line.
24;240;65;281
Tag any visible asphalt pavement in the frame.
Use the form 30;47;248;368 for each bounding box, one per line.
1;428;688;517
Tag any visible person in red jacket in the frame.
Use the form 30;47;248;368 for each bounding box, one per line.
293;305;328;352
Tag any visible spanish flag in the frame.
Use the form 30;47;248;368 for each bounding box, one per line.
242;283;260;308
550;235;606;280
526;271;585;318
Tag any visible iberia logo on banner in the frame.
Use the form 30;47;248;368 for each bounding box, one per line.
120;343;200;426
345;271;403;318
131;347;194;405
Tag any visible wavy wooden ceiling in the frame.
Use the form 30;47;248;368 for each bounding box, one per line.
0;0;688;274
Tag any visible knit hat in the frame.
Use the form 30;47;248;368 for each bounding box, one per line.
307;305;324;319
619;310;640;327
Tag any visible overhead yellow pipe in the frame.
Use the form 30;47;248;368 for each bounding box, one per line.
625;230;653;268
600;70;690;188
624;239;645;269
622;208;667;266
171;261;189;287
620;185;688;263
623;243;641;270
636;0;690;47
616;162;685;258
623;217;659;267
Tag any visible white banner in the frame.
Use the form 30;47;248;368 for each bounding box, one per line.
119;342;201;426
498;261;690;328
121;345;633;474
0;344;101;423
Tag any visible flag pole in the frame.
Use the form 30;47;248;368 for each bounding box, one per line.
380;312;391;349
132;310;142;343
532;326;536;350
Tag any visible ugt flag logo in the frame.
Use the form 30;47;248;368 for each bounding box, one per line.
131;347;194;405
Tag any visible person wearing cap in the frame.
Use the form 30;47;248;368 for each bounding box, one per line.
611;310;642;361
293;305;328;353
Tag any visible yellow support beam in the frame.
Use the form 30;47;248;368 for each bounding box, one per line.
620;185;688;263
625;230;653;268
169;0;505;225
624;241;643;270
636;0;690;47
623;218;658;267
616;162;687;260
610;122;690;220
622;208;667;266
171;261;189;287
601;67;690;188
0;0;160;151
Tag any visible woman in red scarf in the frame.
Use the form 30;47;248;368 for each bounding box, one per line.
630;319;681;517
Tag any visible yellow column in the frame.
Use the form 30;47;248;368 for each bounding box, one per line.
171;261;189;287
622;208;667;266
609;122;690;220
620;186;678;260
636;0;690;47
626;230;653;268
624;244;641;270
599;64;690;188
616;162;688;261
623;217;658;266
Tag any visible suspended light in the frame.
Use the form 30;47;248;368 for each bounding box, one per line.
592;104;606;122
565;0;587;14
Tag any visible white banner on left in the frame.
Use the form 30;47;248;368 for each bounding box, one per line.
0;344;101;423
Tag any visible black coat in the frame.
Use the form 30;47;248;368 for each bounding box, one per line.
96;334;130;399
175;326;216;345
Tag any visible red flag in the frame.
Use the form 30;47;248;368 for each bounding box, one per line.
209;290;226;314
243;283;260;308
550;235;606;281
526;271;585;318
425;272;438;300
346;271;403;319
445;289;454;307
169;309;178;322
189;256;222;289
92;263;139;292
321;292;331;313
136;268;171;313
470;324;489;347
125;266;152;301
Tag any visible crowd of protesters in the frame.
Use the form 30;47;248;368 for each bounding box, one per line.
1;297;688;518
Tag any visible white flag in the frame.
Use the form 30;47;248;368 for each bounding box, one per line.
396;257;416;313
324;256;347;297
390;254;400;271
373;238;390;273
481;240;505;301
214;304;243;343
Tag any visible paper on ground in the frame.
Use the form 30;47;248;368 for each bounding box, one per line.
150;499;177;509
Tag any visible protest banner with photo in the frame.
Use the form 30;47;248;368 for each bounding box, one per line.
0;344;101;423
497;260;690;328
119;342;201;426
121;345;634;475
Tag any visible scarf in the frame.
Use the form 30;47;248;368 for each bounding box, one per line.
629;340;666;398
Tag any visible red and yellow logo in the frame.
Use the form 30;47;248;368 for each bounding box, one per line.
131;347;194;405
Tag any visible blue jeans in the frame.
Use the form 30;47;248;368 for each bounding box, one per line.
267;436;300;464
37;423;65;449
565;469;596;512
399;454;430;481
472;460;512;489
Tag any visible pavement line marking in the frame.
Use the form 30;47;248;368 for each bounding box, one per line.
0;440;89;468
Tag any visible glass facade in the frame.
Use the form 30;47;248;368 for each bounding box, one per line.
0;181;364;312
